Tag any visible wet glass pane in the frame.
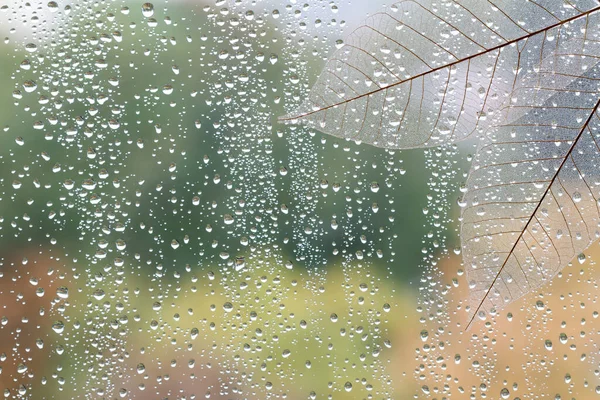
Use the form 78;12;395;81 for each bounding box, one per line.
1;0;600;399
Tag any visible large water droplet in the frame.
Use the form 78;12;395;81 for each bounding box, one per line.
141;3;154;17
52;321;65;334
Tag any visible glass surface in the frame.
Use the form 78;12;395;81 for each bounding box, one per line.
1;0;599;398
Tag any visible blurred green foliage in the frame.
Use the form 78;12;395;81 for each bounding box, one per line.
0;1;462;398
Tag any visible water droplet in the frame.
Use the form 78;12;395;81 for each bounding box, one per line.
559;332;568;344
82;179;96;190
535;300;544;310
136;363;145;374
23;80;37;93
141;2;154;17
56;287;69;299
52;321;65;334
162;85;173;95
93;289;105;300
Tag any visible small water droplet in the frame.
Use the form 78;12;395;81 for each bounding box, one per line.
535;300;544;310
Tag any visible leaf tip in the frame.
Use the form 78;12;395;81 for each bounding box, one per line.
276;114;298;124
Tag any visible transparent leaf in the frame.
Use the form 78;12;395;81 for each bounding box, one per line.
281;0;600;149
462;62;600;326
284;0;600;327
